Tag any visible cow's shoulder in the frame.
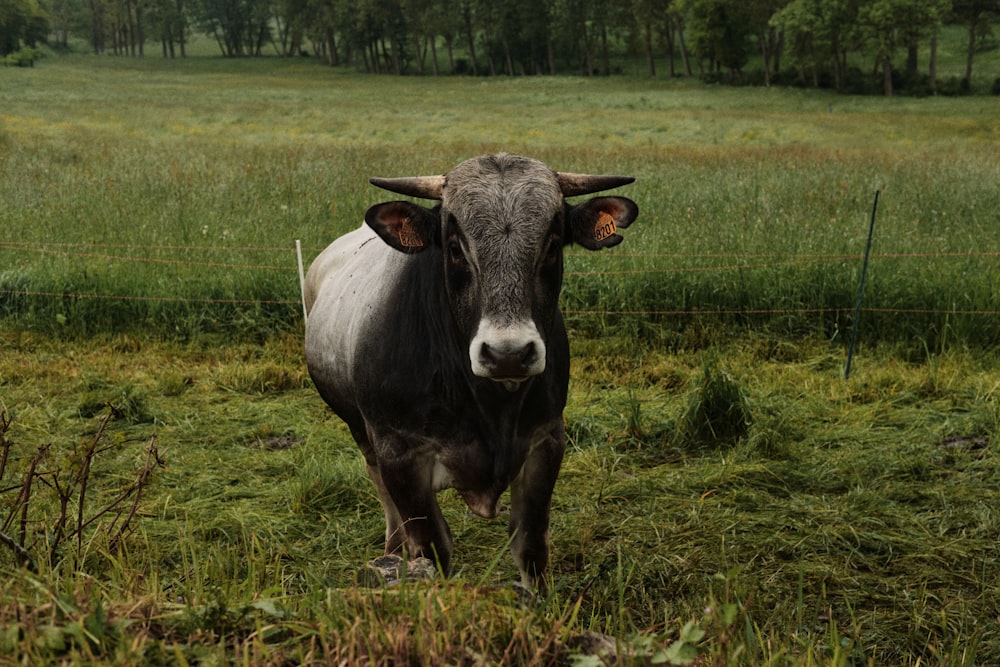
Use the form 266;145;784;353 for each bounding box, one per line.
304;224;388;314
305;225;415;416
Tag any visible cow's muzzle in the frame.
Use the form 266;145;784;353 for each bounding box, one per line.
470;321;546;381
478;340;538;378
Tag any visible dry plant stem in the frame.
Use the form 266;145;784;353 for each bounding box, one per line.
0;408;164;570
75;413;111;553
109;435;162;552
0;411;11;480
0;528;35;571
0;412;37;570
7;443;50;547
67;433;163;546
49;472;73;561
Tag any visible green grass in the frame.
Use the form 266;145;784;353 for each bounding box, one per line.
1;54;999;664
2;56;999;348
1;331;998;664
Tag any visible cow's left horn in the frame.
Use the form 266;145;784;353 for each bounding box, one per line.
555;173;635;197
369;175;445;200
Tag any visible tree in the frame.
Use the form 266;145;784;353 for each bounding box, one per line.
46;0;88;49
458;0;477;73
858;0;945;95
670;1;693;75
952;0;1000;84
430;0;462;73
556;0;634;76
859;0;901;95
552;0;597;75
146;0;189;57
475;0;497;74
495;0;555;75
771;0;859;89
685;0;754;80
274;0;309;56
107;0;145;55
743;0;787;86
1;0;49;55
895;0;950;84
192;0;271;55
85;0;109;52
305;0;357;66
403;0;435;73
631;0;663;77
332;0;410;73
370;0;408;74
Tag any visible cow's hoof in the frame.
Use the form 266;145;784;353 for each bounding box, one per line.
357;554;438;587
566;631;618;662
511;581;539;604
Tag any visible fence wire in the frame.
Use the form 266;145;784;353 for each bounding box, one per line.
1;242;998;318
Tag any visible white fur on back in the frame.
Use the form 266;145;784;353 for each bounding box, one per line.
304;224;407;394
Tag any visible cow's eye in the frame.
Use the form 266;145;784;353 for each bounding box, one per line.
448;240;468;268
542;236;561;268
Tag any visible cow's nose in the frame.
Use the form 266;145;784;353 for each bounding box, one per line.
470;320;547;379
478;340;538;378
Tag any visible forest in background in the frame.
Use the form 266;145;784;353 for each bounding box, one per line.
3;0;1000;95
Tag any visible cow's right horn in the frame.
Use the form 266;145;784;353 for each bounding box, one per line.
369;175;445;200
556;173;635;197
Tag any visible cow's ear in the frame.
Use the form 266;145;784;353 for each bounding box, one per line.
365;201;439;254
567;196;639;251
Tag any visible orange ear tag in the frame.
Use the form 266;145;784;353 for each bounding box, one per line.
398;218;424;248
593;212;618;242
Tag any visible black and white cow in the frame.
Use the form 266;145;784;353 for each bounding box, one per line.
304;153;638;589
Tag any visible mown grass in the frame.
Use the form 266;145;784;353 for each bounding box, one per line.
1;331;999;664
1;56;999;348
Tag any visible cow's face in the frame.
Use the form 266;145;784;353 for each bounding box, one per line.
364;154;638;385
439;156;564;383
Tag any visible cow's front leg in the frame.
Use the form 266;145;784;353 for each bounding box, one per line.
378;453;453;575
364;462;406;554
509;421;566;593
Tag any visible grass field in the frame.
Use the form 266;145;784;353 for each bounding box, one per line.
1;54;999;664
2;54;999;346
2;331;998;664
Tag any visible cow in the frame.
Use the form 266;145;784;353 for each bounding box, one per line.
304;153;638;590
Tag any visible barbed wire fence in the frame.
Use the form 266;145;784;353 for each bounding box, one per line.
1;241;998;325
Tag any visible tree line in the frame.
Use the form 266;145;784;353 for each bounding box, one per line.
3;0;999;94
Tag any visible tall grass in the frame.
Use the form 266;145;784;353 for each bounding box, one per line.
2;56;999;347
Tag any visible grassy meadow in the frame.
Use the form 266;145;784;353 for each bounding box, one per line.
1;54;1000;665
2;54;999;346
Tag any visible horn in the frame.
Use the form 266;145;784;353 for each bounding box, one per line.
555;172;635;197
369;175;445;200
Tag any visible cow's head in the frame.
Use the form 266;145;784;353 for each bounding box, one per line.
364;154;638;386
